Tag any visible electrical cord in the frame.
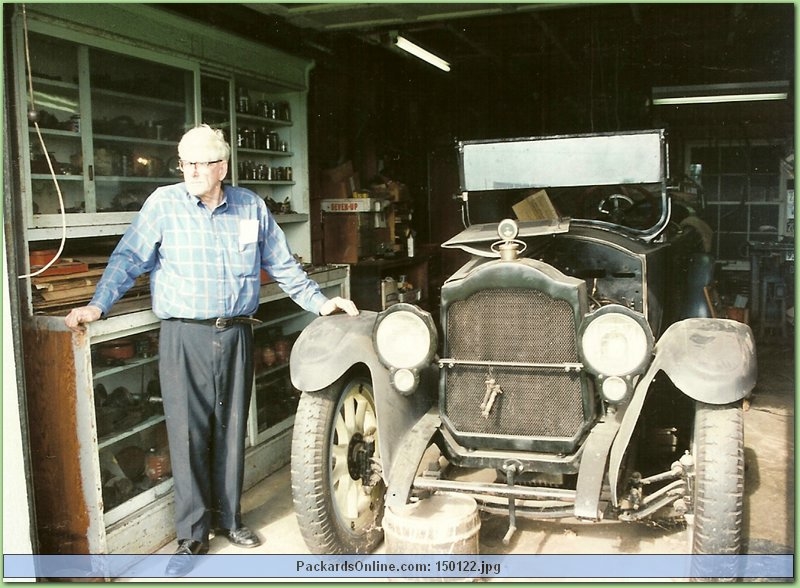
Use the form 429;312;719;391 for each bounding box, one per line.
18;3;69;280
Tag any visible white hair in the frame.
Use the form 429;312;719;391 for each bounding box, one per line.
178;124;231;161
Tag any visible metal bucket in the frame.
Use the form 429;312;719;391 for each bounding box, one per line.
383;493;480;581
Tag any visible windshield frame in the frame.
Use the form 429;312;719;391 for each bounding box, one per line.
456;129;671;242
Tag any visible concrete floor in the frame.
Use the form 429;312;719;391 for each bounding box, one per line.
146;337;794;581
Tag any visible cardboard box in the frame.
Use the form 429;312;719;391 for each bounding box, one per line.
724;306;750;325
386;181;409;202
322;161;354;184
321;161;358;199
370;180;409;202
512;189;560;221
321;180;351;200
323;213;391;264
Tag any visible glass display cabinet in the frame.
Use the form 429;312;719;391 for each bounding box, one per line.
14;4;326;556
23;266;348;554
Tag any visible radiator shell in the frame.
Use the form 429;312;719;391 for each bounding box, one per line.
439;259;593;453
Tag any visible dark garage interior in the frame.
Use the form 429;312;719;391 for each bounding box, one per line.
162;3;795;255
2;3;794;580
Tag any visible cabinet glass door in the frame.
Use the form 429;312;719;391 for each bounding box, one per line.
20;29;197;238
25;32;87;219
200;73;233;145
89;47;194;215
247;281;346;444
250;298;306;439
92;330;170;522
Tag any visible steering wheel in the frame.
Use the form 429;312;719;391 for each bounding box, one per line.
579;185;660;228
597;193;635;219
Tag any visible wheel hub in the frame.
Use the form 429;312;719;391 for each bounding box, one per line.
347;432;375;484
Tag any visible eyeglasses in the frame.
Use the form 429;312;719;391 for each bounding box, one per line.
179;159;223;171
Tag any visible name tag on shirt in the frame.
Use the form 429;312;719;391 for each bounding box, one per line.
239;219;259;250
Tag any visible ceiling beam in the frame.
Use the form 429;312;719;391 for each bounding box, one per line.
245;3;580;32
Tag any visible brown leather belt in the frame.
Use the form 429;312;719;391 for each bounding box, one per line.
177;316;262;329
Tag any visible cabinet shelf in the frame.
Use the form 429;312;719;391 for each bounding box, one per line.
92;86;184;109
104;477;173;527
93;354;159;379
29;127;80;138
255;362;289;382
255;309;307;330
260;414;295;441
32;74;78;89
97;414;166;450
274;213;309;224
95;175;178;184
202;106;228;117
31;173;83;180
239;180;296;186
238;148;294;158
236;112;292;127
93;133;177;146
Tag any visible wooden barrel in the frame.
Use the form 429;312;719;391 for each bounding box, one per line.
383;493;480;581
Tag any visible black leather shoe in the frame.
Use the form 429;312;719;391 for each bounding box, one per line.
216;525;261;548
165;539;209;577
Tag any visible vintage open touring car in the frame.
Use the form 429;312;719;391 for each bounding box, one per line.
288;129;756;561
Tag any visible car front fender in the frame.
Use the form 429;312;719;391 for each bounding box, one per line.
290;311;384;392
608;317;757;505
653;317;757;403
289;311;435;486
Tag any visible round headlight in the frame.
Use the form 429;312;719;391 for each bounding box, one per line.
601;376;629;403
374;303;437;370
392;368;418;394
580;306;653;376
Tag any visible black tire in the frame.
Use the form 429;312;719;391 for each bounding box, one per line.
290;373;385;554
691;401;745;555
688;401;745;581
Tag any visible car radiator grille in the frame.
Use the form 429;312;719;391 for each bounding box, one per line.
444;288;585;439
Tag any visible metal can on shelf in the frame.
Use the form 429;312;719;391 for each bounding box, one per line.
279;101;291;121
242;128;255;149
236;87;250;114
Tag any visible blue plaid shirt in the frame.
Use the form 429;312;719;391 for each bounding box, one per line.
90;183;328;319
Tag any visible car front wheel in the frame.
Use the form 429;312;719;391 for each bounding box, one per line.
690;401;745;556
291;372;385;554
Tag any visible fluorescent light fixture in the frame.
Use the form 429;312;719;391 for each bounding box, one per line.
394;34;450;72
652;81;789;105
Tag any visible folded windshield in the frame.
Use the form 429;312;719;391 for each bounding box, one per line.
456;130;670;239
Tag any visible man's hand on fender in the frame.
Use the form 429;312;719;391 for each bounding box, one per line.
320;296;359;317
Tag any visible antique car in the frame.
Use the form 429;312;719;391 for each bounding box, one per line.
288;129;756;558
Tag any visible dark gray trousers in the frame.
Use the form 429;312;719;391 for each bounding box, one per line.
159;319;254;543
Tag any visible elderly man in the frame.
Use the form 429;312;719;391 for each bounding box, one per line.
66;124;358;576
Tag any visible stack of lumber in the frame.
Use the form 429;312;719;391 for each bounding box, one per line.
30;255;150;313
